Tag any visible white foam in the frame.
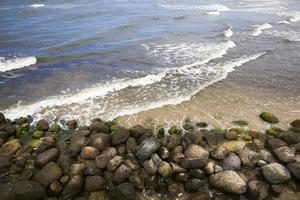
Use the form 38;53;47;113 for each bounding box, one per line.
265;30;300;42
158;3;230;12
223;27;233;38
2;41;236;121
29;4;45;8
250;23;272;36
206;10;220;15
106;52;266;120
276;20;290;24
0;56;37;72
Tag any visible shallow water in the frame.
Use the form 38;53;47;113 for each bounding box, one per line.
0;0;299;126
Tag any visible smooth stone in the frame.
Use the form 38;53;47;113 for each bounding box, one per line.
111;127;130;146
221;141;246;152
35;148;58;166
158;161;173;178
135;137;160;161
107;156;124;171
89;133;110;151
166;135;181;150
95;147;116;168
246;180;268;200
170;162;187;174
88;191;108;200
48;180;63;197
57;152;74;174
144;159;158;175
126;137;137;153
203;132;217;147
266;138;287;151
10;180;46;200
287;162;300;181
69;163;86;178
0;139;21;156
84;167;102;176
273;146;296;163
291;119;300;128
112;164;132;184
222;153;241;171
158;147;170;160
239;148;259;168
209;170;247;194
181;158;207;169
168;182;185;196
33;162;62;187
184;144;209;161
84;176;106;192
60;175;83;200
189;169;206;179
36;119;49;131
261;163;291;184
259;149;273;163
81;146;99;159
89;121;109;133
210;147;226;160
68;135;89;156
259;112;279;124
129;125;147;138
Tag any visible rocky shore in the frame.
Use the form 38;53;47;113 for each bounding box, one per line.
0;112;300;200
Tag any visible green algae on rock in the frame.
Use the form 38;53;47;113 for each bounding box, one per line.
259;112;279;124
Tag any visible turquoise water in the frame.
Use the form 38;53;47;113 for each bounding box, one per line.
0;0;299;123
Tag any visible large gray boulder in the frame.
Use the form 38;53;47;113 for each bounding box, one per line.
209;170;247;194
261;163;291;184
135;137;160;161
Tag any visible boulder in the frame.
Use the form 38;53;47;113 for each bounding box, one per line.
10;181;46;200
126;137;137;153
89;133;110;151
109;182;136;200
68;135;89;156
129;125;147;138
0;139;21;156
291;119;300;128
81;146;99;159
261;163;291;184
33;162;62;187
70;163;86;178
259;149;273;163
112;127;130;146
266;138;287;151
239;148;259;168
112;164;132;184
209;170;247;194
259;112;279;124
222;153;241;171
36;119;49;131
135;137;160;161
84;176;106;192
210;147;226;160
107;156;124;171
287;162;300;182
273;146;296;163
95;147;116;168
57;152;74;174
203;131;217;147
35;148;58;166
158;161;173;178
60;175;83;200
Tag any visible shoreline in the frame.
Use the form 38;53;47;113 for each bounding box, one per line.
0;112;299;200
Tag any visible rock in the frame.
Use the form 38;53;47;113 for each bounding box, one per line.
109;182;136;200
10;180;46;200
291;119;300;128
157;161;172;178
168;182;185;196
184;144;209;160
210;147;226;160
266;138;287;151
57;152;74;174
33;162;62;187
221;141;246;152
166;135;181;150
49;124;60;132
239;148;259;168
84;167;102;176
95;147;116;168
0;184;11;200
60;175;83;200
112;127;130;146
70;163;86;178
32;130;44;139
89;191;108;200
259;112;279;124
270;184;282;196
170;162;186;174
36;119;49;131
128;174;144;190
185;178;204;192
89;121;109;133
181;158;207;169
0;139;21;156
144;159;158;175
0;131;10;140
259;149;273;163
204;161;215;175
66;119;78;129
246;180;268;200
129;125;147;138
107;156;124;171
48;180;63;197
203;131;217;147
189;169;206;179
0;155;12;174
282;132;300;144
222;153;241;171
0;113;5;124
81;146;99;159
126;137;137;153
68;135;89;156
257;160;268;167
60;175;69;187
209;170;247;194
35;148;58;166
287;162;300;181
84;176;106;192
168;126;182;135
261;163;291;184
196;122;208;128
89;133;110;151
112;164;132;184
232;120;248;127
158;147;169;160
273;146;296;163
181;131;202;148
175;172;189;182
135;137;160;161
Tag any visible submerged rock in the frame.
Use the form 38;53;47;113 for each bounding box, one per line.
209;170;247;194
261;163;291;184
259;112;279;124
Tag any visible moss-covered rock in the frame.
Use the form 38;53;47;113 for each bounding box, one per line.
36;119;49;131
240;133;252;141
266;127;282;137
291;119;300;129
66;120;78;130
289;126;300;133
32;130;44;139
157;127;165;139
259;112;279;124
92;118;102;123
232;120;248;127
20;123;30;131
196;122;208;128
26;139;42;148
49;124;61;132
15;117;29;126
168;126;182;135
229;128;245;134
183;123;194;132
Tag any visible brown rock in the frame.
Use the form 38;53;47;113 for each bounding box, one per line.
0;139;21;156
84;176;106;192
107;156;124;171
10;180;46;200
89;133;110;151
111;127;130;146
81;146;99;159
158;161;173;178
112;164;132;184
95;147;116;168
36;119;49;131
33;162;62;187
48;180;63;197
35;148;58;166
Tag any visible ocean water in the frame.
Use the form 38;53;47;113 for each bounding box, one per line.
0;0;299;125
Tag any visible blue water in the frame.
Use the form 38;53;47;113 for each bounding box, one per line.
0;0;299;123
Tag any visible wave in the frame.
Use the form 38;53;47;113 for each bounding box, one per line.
2;41;236;121
250;23;272;36
158;3;230;12
265;30;300;42
0;56;37;72
29;4;45;8
223;27;233;38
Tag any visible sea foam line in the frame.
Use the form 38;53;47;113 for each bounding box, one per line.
250;23;272;36
29;4;45;8
0;56;37;72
